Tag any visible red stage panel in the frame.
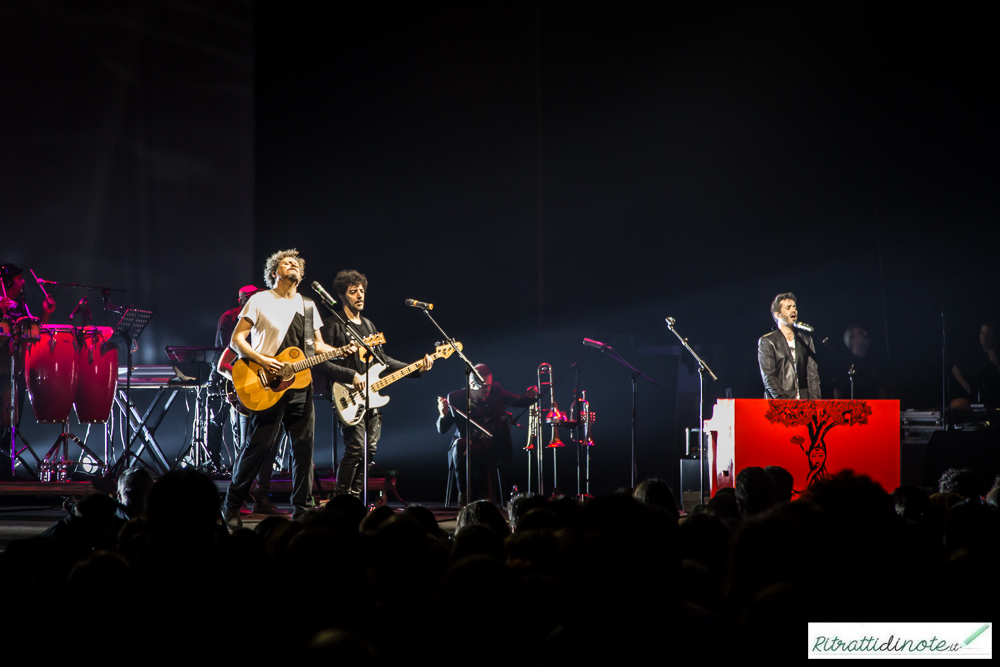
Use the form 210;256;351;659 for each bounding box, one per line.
705;399;900;498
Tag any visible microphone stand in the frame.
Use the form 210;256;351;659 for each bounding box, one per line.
665;317;717;506
587;341;659;488
413;306;484;505
33;277;126;327
941;312;948;430
313;288;380;507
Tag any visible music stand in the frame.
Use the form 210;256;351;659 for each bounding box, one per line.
107;307;154;479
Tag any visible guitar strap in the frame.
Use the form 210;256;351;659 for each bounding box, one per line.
347;316;386;365
302;297;315;358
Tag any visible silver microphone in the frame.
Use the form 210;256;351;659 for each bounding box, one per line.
792;321;815;333
405;299;434;310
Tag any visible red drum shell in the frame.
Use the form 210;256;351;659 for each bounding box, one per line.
24;325;79;423
0;318;11;343
74;326;118;423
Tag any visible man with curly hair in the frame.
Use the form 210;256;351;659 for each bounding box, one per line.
320;269;433;499
220;250;354;527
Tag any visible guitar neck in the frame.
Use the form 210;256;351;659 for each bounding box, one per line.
287;344;354;373
371;352;444;392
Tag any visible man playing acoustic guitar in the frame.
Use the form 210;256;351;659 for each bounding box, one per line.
221;250;355;528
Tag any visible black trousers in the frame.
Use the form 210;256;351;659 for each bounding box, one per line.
224;387;314;513
229;406;276;500
336;411;381;497
449;439;501;502
206;394;228;467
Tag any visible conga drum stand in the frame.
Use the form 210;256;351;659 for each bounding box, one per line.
39;424;108;482
6;333;43;479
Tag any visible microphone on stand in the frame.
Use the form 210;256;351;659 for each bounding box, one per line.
69;296;88;320
792;321;815;333
405;299;433;310
311;281;337;309
583;337;609;350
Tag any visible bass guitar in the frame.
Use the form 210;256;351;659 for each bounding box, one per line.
232;332;386;412
334;341;461;425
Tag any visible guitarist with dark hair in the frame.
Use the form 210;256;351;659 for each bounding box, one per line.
221;250;355;528
321;269;434;499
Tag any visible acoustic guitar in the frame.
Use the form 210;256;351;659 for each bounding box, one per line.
232;332;385;412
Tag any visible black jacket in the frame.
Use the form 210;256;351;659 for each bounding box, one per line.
437;383;535;465
313;312;414;395
758;329;821;399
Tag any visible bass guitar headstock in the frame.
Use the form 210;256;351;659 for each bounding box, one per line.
356;332;387;362
434;341;463;360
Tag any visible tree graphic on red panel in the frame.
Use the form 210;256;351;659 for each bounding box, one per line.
764;400;872;489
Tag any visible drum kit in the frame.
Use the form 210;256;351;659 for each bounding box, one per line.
524;363;597;499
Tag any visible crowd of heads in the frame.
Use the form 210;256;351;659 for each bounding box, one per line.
1;462;997;660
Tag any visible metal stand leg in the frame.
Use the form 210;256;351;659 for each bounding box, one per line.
445;461;454;507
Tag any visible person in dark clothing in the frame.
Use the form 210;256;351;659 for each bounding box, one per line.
216;284;260;350
437;363;537;504
320;269;433;499
757;292;821;400
207;284;260;475
2;263;56;478
951;322;1000;409
832;324;888;400
221;250;354;528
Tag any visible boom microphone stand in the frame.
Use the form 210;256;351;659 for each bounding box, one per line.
583;338;658;487
665;317;717;506
411;303;483;505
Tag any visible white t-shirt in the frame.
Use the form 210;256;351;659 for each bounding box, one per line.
238;290;321;357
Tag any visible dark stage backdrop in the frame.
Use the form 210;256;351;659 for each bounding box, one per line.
3;1;254;476
255;5;997;499
5;3;996;501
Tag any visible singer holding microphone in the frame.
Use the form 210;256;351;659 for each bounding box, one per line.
758;292;821;400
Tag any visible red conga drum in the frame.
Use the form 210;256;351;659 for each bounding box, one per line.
74;326;118;423
24;324;79;423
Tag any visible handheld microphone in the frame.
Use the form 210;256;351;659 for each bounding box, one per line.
792;321;815;333
583;337;608;349
405;299;433;310
311;281;337;308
